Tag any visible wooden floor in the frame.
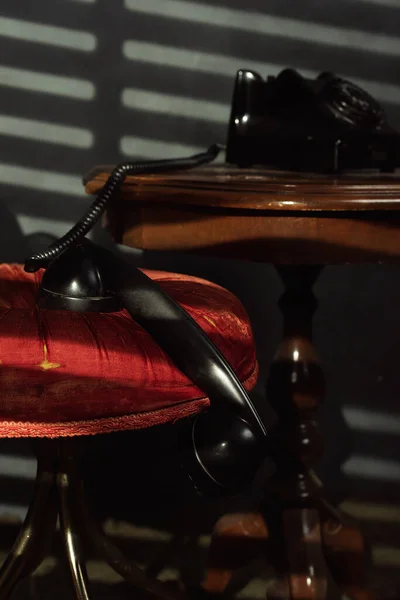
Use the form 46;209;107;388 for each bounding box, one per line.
0;428;398;600
5;497;400;600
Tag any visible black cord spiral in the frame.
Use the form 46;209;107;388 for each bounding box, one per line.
24;144;223;273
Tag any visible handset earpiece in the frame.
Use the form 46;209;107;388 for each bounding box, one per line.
185;405;267;495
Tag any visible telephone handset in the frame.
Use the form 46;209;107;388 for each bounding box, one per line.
24;145;269;494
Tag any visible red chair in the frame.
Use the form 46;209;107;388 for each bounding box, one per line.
0;257;261;599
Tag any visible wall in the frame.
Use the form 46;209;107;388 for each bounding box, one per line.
0;0;399;597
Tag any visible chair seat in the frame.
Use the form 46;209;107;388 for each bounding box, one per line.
0;264;258;437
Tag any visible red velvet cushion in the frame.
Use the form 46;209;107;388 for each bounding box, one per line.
0;264;258;437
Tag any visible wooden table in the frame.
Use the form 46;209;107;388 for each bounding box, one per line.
85;165;400;600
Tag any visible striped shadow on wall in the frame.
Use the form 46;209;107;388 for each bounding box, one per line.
0;0;399;238
0;0;399;597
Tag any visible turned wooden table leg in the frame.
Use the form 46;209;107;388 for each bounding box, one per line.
266;266;327;600
266;266;374;600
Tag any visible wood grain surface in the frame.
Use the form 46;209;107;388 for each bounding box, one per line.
84;165;400;264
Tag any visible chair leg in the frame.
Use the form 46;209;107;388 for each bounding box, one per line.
57;451;91;600
57;440;186;600
0;441;58;600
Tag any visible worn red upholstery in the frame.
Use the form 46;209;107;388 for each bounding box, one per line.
0;264;258;438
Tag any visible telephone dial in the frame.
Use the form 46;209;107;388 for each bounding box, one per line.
226;68;400;172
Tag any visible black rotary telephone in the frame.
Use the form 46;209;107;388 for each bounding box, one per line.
226;68;400;172
24;144;269;496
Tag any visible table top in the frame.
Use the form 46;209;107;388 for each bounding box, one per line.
84;164;400;212
84;164;400;264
